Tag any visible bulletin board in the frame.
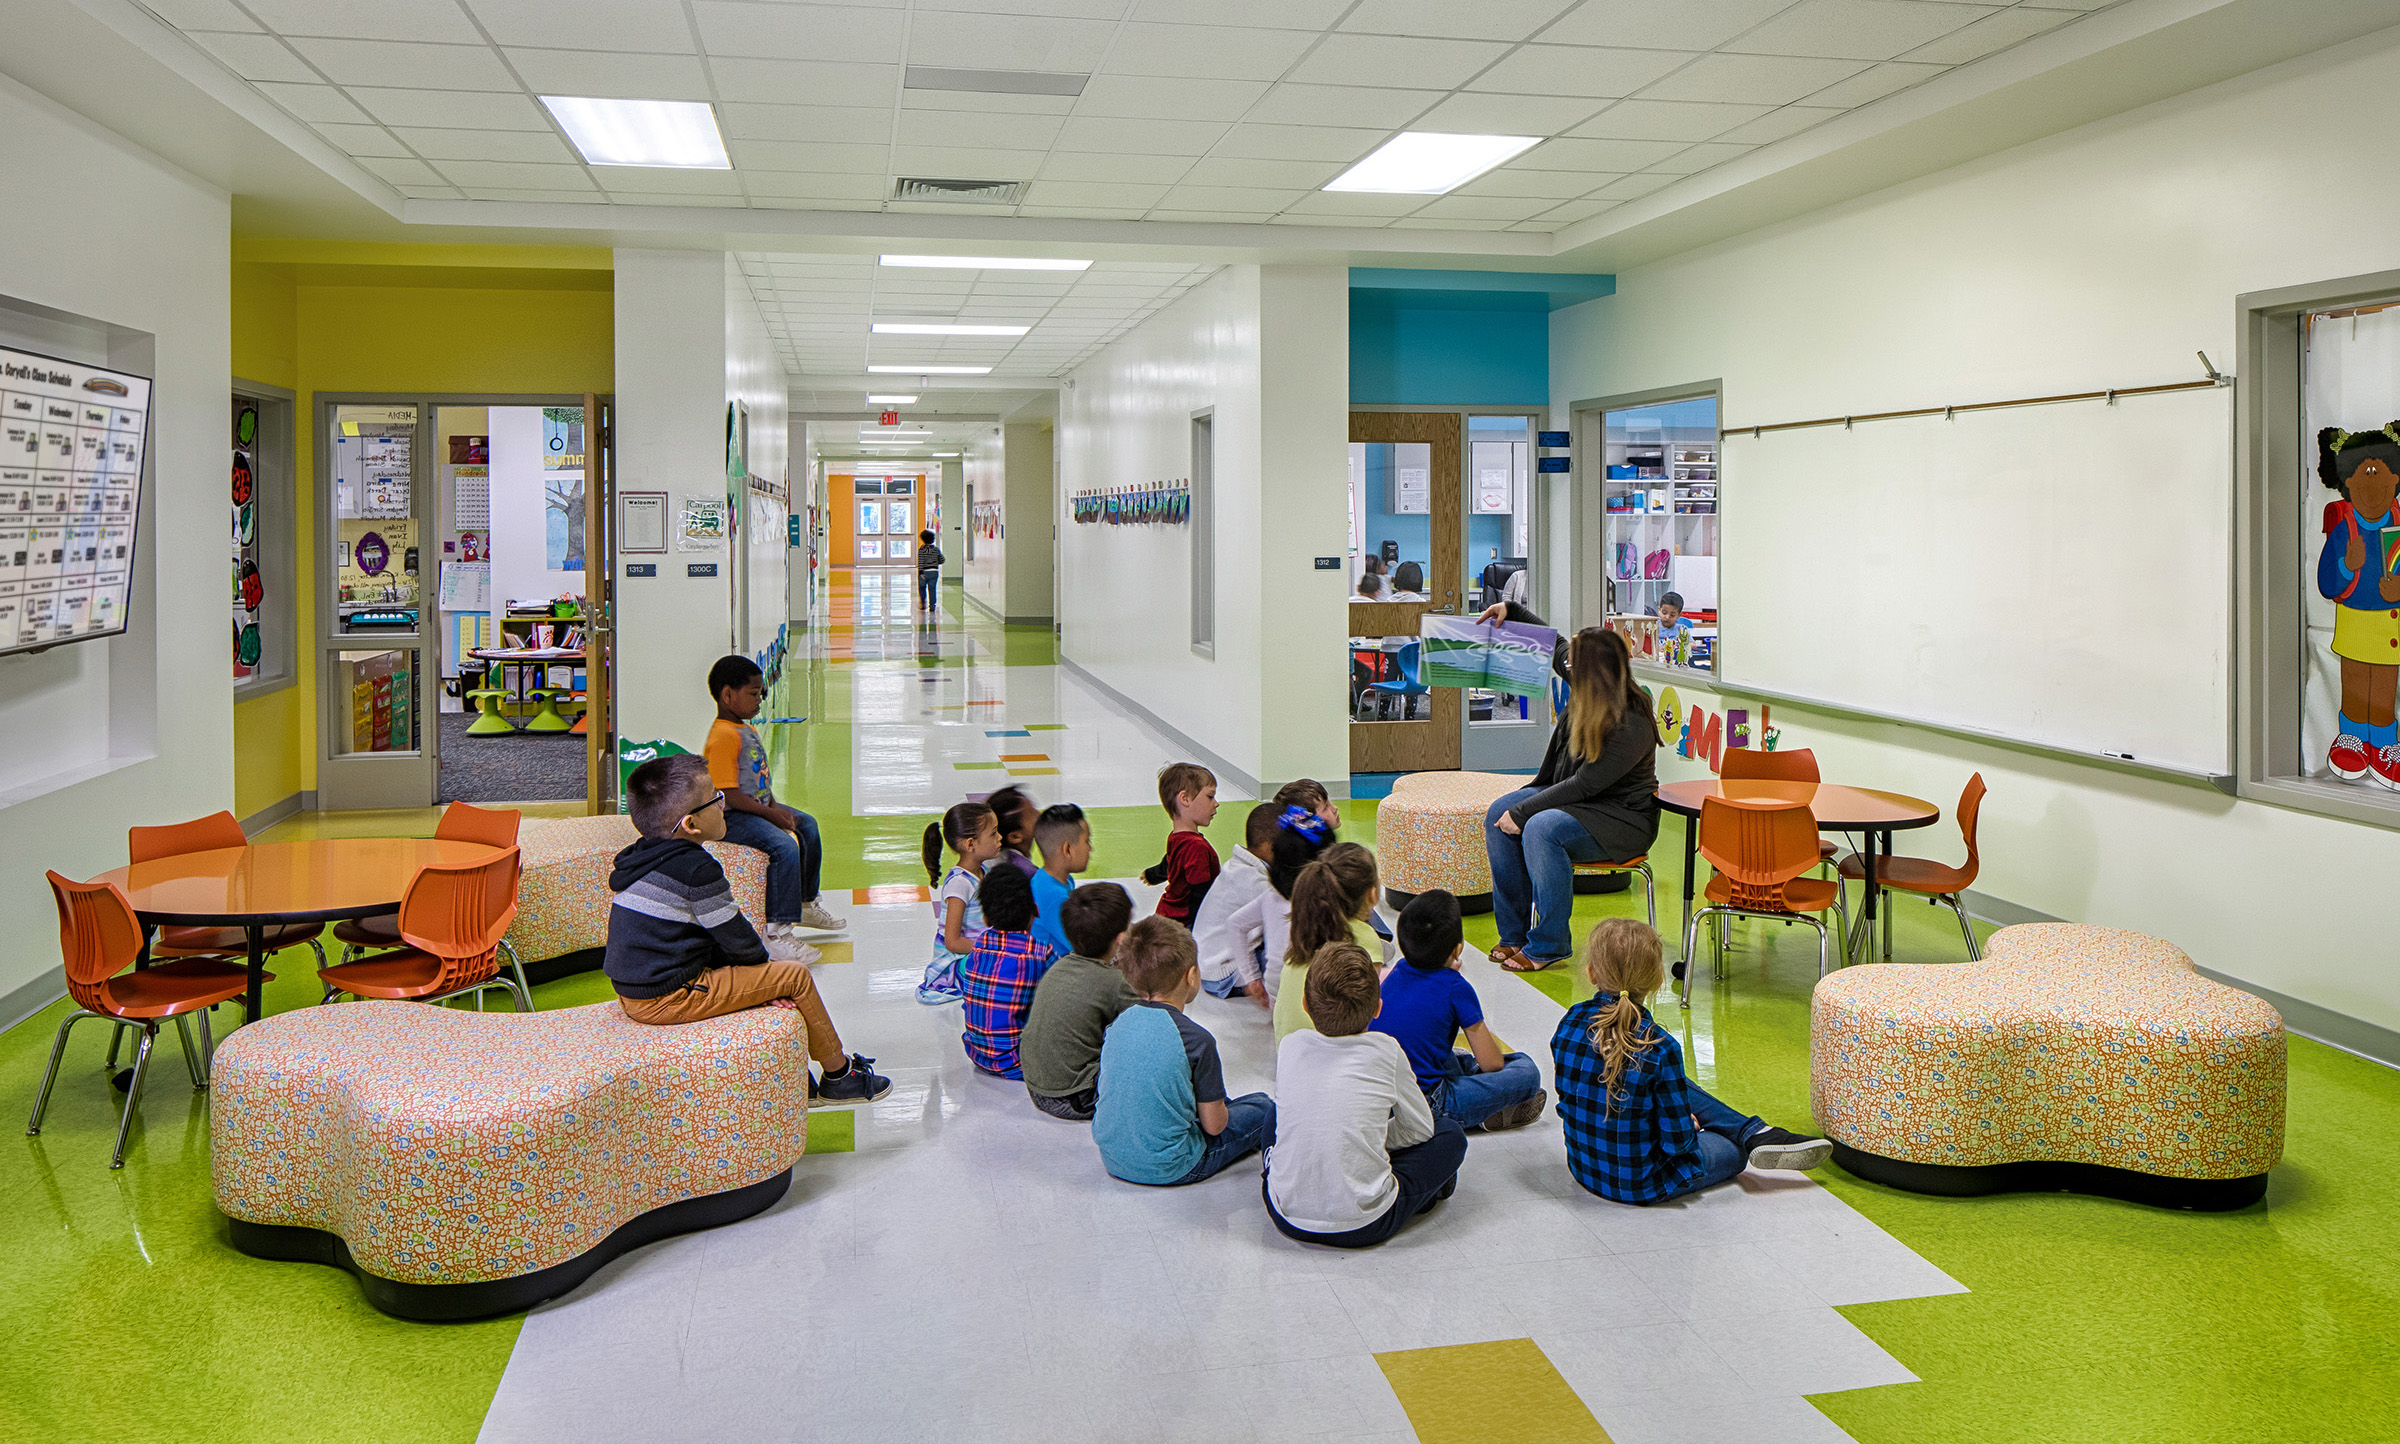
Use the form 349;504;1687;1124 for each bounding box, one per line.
0;345;150;655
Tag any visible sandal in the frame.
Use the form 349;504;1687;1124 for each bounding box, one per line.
1492;945;1560;974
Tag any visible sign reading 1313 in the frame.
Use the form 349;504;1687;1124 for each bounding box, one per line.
0;343;151;656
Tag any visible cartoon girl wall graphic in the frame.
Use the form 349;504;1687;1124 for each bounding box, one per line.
2315;424;2400;785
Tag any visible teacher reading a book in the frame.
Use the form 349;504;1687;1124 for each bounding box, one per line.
1474;601;1662;973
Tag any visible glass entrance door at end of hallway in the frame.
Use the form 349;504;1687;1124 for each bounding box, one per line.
1347;411;1464;774
852;475;919;566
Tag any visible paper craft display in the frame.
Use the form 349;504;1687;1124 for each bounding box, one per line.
1655;694;1780;772
2312;422;2400;785
438;561;490;612
679;496;729;551
1070;481;1191;526
0;345;149;655
1417;615;1558;697
232;399;263;680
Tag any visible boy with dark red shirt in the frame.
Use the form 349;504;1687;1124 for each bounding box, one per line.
1143;762;1221;924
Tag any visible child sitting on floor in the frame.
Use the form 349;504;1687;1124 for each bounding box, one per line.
1223;805;1334;1014
1141;762;1222;925
1264;942;1467;1249
985;785;1041;879
1273;777;1341;834
1373;890;1546;1132
961;862;1049;1078
605;755;889;1102
1194;803;1278;1002
918;800;998;1005
1273;842;1382;1043
1093;917;1276;1186
1019;883;1137;1121
1030;802;1090;962
703;655;843;959
1553;919;1831;1205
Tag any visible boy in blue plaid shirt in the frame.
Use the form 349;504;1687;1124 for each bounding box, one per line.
961;863;1050;1078
1551;919;1829;1204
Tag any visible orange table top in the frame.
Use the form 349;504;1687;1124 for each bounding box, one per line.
1655;778;1940;830
93;838;502;925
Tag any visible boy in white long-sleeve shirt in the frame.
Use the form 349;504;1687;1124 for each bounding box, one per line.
1263;942;1470;1248
1194;803;1278;1004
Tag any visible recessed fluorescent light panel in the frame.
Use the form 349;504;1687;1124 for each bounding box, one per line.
880;255;1091;272
932;452;959;457
1325;131;1541;194
872;323;1029;337
541;96;729;169
904;66;1086;97
868;365;992;374
867;394;919;404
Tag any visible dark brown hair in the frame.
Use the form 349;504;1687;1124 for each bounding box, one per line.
1304;941;1379;1036
1284;842;1377;968
627;754;712;839
1157;762;1215;817
1059;883;1134;960
1119;915;1198;996
922;801;995;884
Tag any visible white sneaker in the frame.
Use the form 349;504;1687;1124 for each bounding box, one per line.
762;925;821;964
797;901;847;932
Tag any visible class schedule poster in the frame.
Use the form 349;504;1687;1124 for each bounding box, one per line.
0;345;150;655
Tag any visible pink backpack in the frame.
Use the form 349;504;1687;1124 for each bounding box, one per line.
1643;548;1671;580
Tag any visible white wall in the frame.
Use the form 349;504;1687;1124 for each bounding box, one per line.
963;426;1005;614
1003;420;1053;623
727;264;787;669
1551;27;2400;1036
0;74;231;1015
1055;264;1348;793
485;405;580;611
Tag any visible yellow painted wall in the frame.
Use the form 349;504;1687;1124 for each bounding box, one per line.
229;241;612;817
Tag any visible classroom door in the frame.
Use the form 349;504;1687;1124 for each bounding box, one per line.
318;400;437;811
1348;412;1463;774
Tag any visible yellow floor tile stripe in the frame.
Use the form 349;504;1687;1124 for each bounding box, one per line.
1376;1339;1612;1444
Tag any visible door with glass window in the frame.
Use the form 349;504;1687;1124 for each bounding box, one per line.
1348;412;1462;773
319;401;433;809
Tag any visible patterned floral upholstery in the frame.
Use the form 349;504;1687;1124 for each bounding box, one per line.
211;1000;809;1285
1811;923;2285;1179
1375;770;1526;897
504;815;768;964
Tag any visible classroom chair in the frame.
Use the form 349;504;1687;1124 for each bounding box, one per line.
466;687;515;735
1838;773;1986;962
316;847;529;1013
122;814;326;1074
1682;796;1840;1009
1719;746;1850;934
332;803;529;1001
525;687;575;733
1572;856;1656;931
31;873;260;1168
1365;641;1431;721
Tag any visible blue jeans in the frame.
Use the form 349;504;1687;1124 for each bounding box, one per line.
1485;787;1606;963
917;568;939;611
1169;1093;1276;1186
720;807;823;922
1430;1049;1542;1129
1653;1084;1767;1203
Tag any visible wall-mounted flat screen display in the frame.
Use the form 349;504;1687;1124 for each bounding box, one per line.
0;345;150;656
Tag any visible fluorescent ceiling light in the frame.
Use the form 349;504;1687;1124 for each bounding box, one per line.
867;394;919;404
860;431;932;438
932;452;960;457
872;322;1029;337
868;365;992;374
1324;131;1541;195
880;255;1090;272
541;96;729;169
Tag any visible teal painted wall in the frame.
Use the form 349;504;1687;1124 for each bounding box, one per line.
1350;305;1548;406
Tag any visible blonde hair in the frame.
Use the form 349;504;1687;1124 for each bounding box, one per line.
1284;842;1377;968
1566;627;1654;763
1583;918;1668;1115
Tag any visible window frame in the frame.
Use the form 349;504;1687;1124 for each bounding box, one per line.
1567;380;1723;688
232;378;298;701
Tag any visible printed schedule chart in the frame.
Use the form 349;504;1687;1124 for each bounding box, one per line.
0;346;149;654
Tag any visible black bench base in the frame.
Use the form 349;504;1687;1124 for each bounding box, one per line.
226;1167;793;1321
1387;870;1629;919
1831;1142;2266;1212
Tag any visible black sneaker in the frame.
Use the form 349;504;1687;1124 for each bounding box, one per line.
814;1053;892;1103
1744;1126;1833;1172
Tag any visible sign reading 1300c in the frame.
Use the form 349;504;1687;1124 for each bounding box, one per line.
0;343;151;656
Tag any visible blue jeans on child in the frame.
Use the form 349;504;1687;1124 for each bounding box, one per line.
720;808;823;924
1484;787;1608;964
1168;1093;1277;1185
1654;1084;1768;1202
917;568;939;611
1201;942;1270;999
1429;1049;1542;1129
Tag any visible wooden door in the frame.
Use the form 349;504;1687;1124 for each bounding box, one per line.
582;393;614;814
1349;411;1463;774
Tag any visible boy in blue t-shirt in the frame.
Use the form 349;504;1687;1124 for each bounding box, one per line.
1656;591;1695;663
1030;803;1089;961
1092;917;1275;1186
1372;890;1546;1132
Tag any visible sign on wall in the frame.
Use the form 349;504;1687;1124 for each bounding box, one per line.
0;344;150;655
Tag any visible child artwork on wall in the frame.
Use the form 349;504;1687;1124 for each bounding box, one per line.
2315;424;2400;787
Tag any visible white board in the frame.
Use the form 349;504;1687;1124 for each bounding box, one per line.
1720;384;2232;777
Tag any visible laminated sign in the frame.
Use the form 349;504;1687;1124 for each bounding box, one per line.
1419;615;1557;697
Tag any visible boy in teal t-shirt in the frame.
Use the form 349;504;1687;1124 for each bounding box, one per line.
1092;918;1274;1186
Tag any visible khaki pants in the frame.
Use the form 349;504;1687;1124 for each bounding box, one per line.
618;961;844;1071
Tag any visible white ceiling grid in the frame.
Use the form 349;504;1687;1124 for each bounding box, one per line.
140;0;2122;235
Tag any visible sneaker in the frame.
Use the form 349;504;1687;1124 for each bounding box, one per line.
761;926;821;965
1478;1089;1548;1133
2371;744;2400;792
2330;733;2372;780
1743;1126;1833;1172
796;901;846;932
814;1053;892;1103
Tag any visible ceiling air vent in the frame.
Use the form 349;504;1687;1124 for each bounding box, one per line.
892;177;1029;205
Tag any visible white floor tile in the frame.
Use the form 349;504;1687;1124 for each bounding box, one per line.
1620;1242;1828;1322
1699;1305;1919;1397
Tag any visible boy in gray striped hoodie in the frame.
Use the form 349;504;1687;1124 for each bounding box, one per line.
607;754;889;1101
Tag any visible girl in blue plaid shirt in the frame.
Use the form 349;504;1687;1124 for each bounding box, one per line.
1551;920;1831;1204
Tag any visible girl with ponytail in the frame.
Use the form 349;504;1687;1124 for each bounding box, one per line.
1273;842;1382;1042
1548;919;1830;1204
917;801;999;1004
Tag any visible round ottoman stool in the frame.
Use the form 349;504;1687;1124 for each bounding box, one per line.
1377;771;1635;914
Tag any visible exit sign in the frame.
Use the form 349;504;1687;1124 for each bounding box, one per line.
878;409;898;426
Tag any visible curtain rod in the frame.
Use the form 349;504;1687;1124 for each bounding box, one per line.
1722;353;2230;438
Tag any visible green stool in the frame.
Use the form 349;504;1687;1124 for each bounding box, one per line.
466;688;516;735
525;687;575;733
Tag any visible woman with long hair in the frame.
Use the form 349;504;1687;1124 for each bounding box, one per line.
1476;600;1661;971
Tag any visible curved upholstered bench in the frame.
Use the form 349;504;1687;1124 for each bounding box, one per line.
211;999;809;1320
1811;923;2285;1211
504;815;768;970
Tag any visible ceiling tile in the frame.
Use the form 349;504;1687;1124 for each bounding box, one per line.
718;103;894;145
1282;190;1429;217
1902;6;2079;65
889;145;1042;176
1467;45;1695;98
1635;52;1867;104
396;184;465;198
1512;135;1685;171
905;11;1114;70
308;122;412;158
1725;0;1991;62
742;172;888;199
1342;0;1578;42
895;109;1065;150
1212;123;1385;162
1798;60;1943;107
1156;183;1308;212
1389;216;1521;230
1180;155;1342;187
1073;76;1270;122
1592;171;1677;198
1244;83;1439;129
252;82;375;123
710;59;900;107
1642;140;1753;173
901;88;1076;113
1147;210;1277;225
285;38;519;90
1712;103;1839;143
1286;34;1510;91
1023;181;1173;209
433;158;597;188
393;127;576;162
727;139;890;172
1542;0;1797;50
1266;213;1395;228
463;0;696;51
358;156;446;185
189;33;318;84
1101;23;1317;81
141;0;259;30
1456;167;1613;199
1126;0;1353;28
1052;116;1230;155
693;2;908;63
345;87;552;129
594;166;745;194
606;193;749;207
1038;151;1199;182
504;49;712;101
459;187;605;203
243;0;482;43
1569;98;1770;140
1527;196;1618;224
1406;193;1552;220
1012;206;1152;220
1408;92;1606;135
919;0;1125;16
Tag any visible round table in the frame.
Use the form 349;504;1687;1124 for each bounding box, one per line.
94;838;502;1023
1655;779;1941;965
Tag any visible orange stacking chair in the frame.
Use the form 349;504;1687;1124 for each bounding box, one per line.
1719;745;1848;934
30;873;261;1168
331;803;527;1000
129;812;328;969
1839;773;1986;962
1681;796;1840;1008
316;848;529;1012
